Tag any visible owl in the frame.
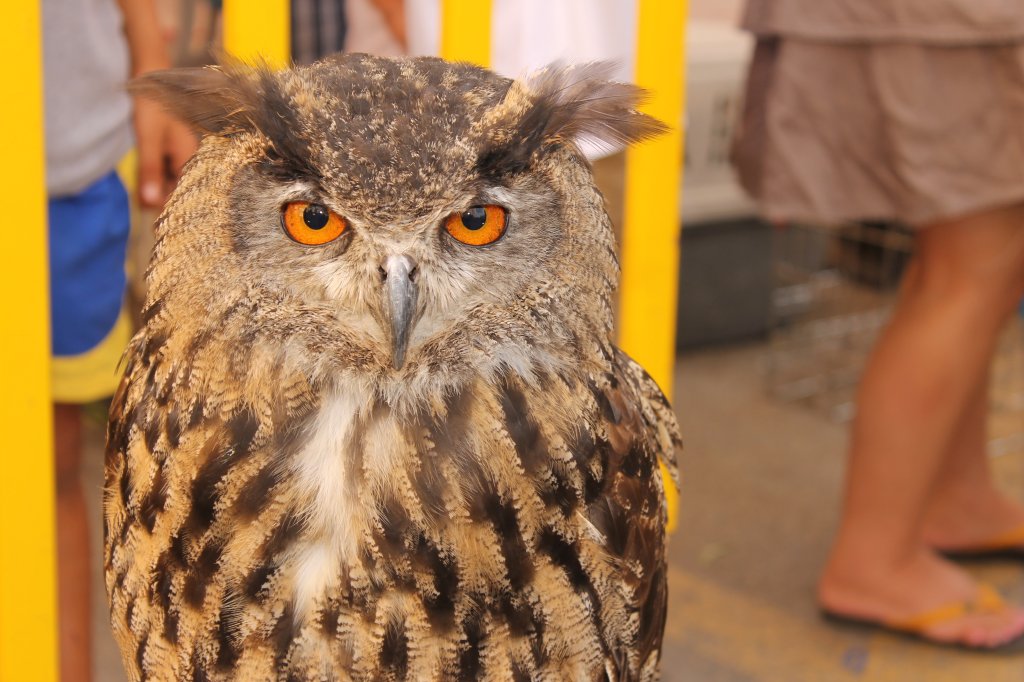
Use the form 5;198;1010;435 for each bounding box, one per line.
104;54;681;682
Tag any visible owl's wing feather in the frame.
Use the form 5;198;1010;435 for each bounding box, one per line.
579;347;681;680
614;347;681;489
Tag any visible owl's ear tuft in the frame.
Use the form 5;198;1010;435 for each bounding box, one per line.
130;63;319;179
479;62;668;178
522;62;669;149
129;65;258;135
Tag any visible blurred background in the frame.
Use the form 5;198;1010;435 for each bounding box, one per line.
6;0;1024;680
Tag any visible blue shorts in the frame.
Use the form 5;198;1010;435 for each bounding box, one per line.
48;171;130;358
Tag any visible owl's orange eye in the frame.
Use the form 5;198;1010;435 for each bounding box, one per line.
282;201;347;245
444;205;508;246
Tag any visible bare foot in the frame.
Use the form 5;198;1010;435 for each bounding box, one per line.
924;487;1024;551
819;548;1024;648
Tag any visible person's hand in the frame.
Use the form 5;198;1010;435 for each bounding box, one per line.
117;0;199;207
132;89;198;209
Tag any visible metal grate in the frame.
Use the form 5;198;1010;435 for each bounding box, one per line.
766;221;1024;456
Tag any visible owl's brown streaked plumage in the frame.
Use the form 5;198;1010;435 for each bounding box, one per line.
104;54;681;681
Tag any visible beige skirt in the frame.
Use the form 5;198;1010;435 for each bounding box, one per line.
732;38;1024;227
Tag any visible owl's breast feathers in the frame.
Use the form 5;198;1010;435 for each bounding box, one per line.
105;333;680;681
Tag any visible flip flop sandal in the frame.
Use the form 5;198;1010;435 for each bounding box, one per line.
822;583;1024;653
939;525;1024;562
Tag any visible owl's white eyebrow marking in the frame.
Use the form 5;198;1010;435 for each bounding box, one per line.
289;383;366;624
479;186;517;207
275;180;321;203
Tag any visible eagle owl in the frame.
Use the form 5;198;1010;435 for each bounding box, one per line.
104;54;681;681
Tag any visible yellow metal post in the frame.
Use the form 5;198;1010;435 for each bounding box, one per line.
620;0;687;530
440;0;492;67
223;0;291;67
0;2;59;680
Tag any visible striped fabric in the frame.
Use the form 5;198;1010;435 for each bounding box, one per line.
291;0;348;64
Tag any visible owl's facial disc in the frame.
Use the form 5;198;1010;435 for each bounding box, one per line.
381;254;418;369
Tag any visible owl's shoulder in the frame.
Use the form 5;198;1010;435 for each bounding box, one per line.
562;348;679;677
609;346;682;485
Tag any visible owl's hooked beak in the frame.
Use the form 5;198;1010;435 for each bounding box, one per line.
383;254;418;369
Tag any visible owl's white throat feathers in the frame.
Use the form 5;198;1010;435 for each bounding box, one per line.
289;383;367;623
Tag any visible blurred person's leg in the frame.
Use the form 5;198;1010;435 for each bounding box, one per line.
819;204;1024;647
924;375;1024;550
55;403;92;682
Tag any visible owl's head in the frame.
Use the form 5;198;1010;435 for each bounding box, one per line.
137;55;663;396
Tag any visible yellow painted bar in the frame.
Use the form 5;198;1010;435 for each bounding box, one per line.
223;0;291;67
0;2;59;680
620;0;687;530
440;0;492;67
